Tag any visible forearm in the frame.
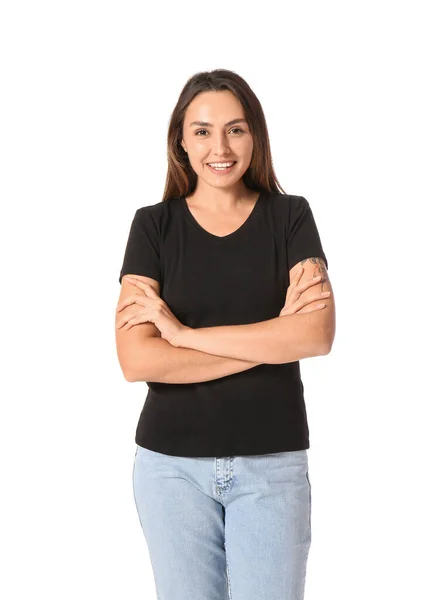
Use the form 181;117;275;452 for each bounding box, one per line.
177;312;329;364
126;337;262;384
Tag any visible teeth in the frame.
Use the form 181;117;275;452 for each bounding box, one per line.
208;162;235;168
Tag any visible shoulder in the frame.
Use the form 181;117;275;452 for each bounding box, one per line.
133;197;177;225
135;198;170;217
267;192;307;205
265;191;305;205
265;191;308;217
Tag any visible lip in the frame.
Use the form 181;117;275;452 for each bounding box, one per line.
206;161;237;175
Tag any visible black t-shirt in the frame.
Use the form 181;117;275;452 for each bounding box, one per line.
119;190;328;457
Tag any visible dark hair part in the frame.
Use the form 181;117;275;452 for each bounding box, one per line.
161;69;286;202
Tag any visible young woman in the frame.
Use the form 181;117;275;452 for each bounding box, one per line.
115;69;335;600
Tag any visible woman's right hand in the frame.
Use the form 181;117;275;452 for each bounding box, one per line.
279;267;330;316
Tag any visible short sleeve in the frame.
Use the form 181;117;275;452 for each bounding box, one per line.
118;207;162;285
287;196;328;272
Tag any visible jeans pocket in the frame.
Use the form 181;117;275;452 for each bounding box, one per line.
306;468;312;537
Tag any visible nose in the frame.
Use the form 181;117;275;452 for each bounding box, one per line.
211;133;231;157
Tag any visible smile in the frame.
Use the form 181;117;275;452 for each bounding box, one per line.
206;161;237;173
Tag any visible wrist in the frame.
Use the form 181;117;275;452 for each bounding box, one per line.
174;326;196;348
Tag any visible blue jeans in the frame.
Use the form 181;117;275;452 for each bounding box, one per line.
132;445;312;600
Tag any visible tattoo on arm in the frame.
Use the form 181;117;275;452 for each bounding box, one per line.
301;257;329;291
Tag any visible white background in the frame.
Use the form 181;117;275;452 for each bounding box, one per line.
1;1;423;598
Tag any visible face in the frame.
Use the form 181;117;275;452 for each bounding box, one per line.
181;90;254;190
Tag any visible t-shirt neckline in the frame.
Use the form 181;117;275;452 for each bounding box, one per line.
181;189;265;241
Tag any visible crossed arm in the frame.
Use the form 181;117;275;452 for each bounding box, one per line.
120;257;335;382
175;257;335;364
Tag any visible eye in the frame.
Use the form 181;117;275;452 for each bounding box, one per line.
195;127;245;136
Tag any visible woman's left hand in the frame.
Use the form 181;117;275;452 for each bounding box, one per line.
115;276;191;347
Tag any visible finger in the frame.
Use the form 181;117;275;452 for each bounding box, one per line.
123;278;140;287
124;277;149;290
303;291;331;308
117;293;154;312
116;299;133;312
289;266;304;289
123;277;150;294
302;303;326;313
125;277;159;298
116;298;137;312
296;276;322;296
295;266;304;282
287;278;304;303
122;313;148;330
116;314;134;329
116;306;150;329
287;268;308;301
124;275;151;283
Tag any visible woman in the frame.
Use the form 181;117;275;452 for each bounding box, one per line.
115;69;335;600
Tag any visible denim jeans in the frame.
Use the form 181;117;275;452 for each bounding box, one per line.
132;444;312;600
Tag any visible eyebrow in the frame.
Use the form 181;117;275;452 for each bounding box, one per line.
189;118;248;128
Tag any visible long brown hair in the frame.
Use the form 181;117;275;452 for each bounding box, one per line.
161;69;286;202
